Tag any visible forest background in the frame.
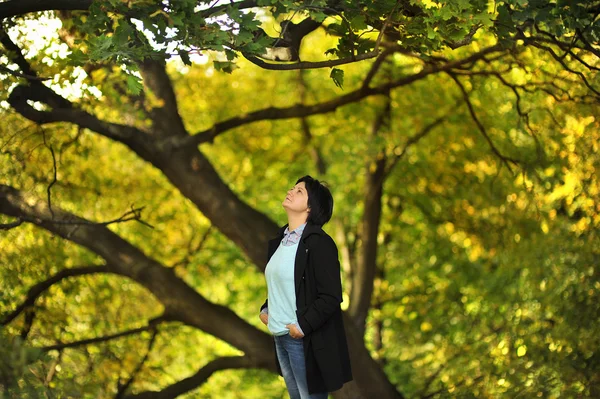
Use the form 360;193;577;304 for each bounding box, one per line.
0;0;599;398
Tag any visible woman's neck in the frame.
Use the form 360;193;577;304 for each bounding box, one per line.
287;215;307;232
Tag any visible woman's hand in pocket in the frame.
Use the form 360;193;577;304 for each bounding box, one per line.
286;323;305;339
259;313;269;326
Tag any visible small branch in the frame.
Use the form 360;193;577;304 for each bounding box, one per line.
0;217;23;230
374;0;402;52
384;112;449;178
20;308;36;339
446;24;482;49
13;206;154;229
170;226;213;268
447;72;519;174
1;265;111;325
116;328;159;399
40;316;167;353
362;46;404;89
244;50;379;70
517;33;600;97
0;64;50;81
297;70;327;174
40;126;57;219
199;0;258;18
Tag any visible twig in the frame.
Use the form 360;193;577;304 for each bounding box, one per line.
116;328;159;398
40;126;57;219
447;72;519;174
1;265;111;325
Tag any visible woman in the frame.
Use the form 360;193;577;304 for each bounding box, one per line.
259;175;353;399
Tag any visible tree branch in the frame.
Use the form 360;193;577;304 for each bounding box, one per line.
174;44;506;148
0;184;275;362
0;0;92;20
117;328;159;399
0;26;37;78
40;316;166;353
1;265;111;326
0;217;23;230
7;84;147;147
447;72;519;174
297;70;327;174
243;50;379;70
384;112;448;178
137;59;188;137
125;356;254;399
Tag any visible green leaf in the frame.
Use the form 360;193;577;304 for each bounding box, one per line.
214;60;239;73
349;15;368;31
126;74;144;95
178;49;192;66
330;68;344;89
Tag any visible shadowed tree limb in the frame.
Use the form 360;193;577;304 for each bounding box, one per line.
0;26;38;78
124;356;254;399
1;264;111;326
0;0;92;20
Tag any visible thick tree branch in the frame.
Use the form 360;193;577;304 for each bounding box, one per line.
175;44;506;148
137;59;188;137
0;0;92;20
1;265;111;326
348;89;390;333
40;316;165;353
0;183;275;363
125;356;254;399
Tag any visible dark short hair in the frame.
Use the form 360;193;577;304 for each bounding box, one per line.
296;175;333;226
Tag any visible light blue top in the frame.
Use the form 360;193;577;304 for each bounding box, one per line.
265;241;300;336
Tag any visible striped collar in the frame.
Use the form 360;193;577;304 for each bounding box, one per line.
281;223;307;246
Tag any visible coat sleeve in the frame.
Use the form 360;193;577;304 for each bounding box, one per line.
260;299;268;313
297;235;343;335
260;242;273;313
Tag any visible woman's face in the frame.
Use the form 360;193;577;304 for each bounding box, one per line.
282;182;309;213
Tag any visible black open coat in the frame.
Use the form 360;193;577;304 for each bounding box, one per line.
261;223;353;394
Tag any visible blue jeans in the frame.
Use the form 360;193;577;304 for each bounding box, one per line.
274;334;328;399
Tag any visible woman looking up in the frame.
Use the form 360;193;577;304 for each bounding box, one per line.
259;175;353;399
